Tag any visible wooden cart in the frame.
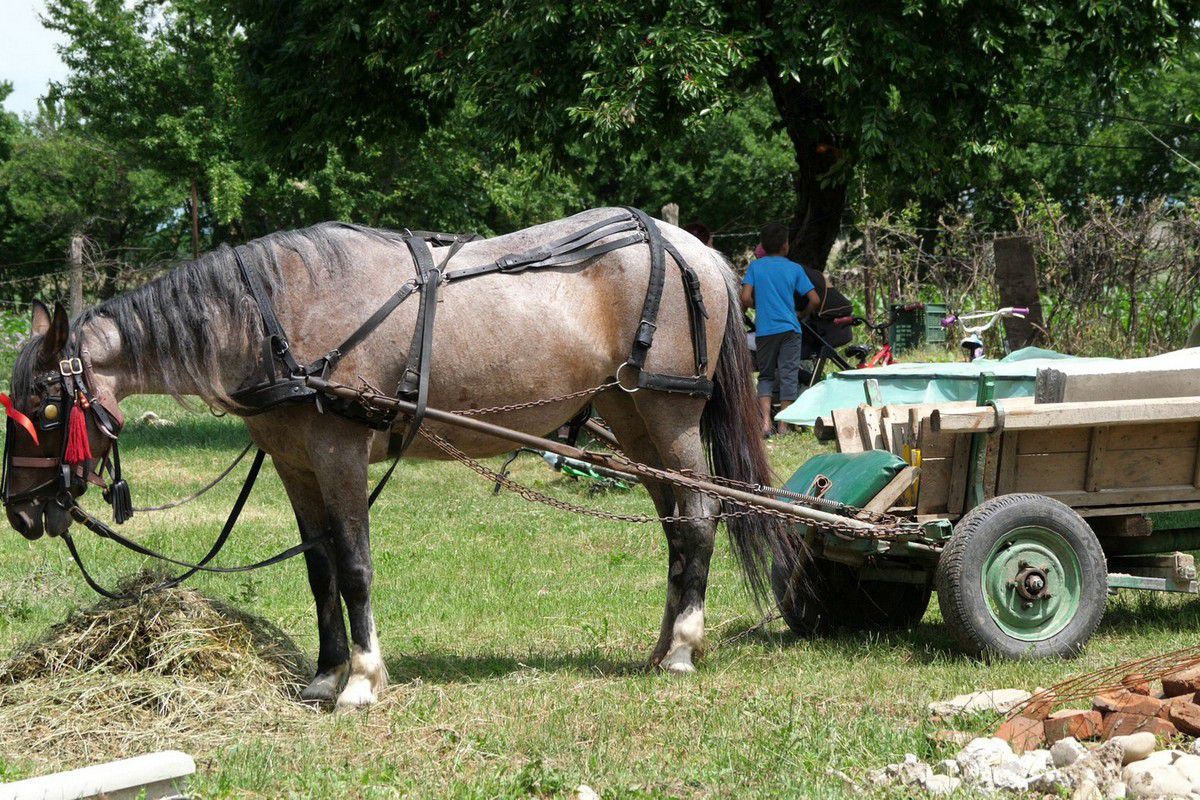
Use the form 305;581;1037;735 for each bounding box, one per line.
779;374;1200;659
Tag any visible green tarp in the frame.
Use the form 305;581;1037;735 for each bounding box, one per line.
775;347;1102;426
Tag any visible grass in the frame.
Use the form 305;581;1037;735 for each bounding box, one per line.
0;396;1198;799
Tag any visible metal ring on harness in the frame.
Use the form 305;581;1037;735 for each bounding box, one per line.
615;362;640;394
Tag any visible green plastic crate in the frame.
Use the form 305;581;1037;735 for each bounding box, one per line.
924;302;949;344
888;304;925;352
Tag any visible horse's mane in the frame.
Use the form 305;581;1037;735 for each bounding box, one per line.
75;221;411;404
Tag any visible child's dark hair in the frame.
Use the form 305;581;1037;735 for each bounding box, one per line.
759;223;789;255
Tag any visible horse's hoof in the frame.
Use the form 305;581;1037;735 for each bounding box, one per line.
659;647;697;674
334;677;378;712
301;666;347;703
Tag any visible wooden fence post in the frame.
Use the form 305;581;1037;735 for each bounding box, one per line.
661;203;679;227
68;233;83;320
992;235;1045;351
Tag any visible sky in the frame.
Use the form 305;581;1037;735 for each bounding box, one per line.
0;0;68;117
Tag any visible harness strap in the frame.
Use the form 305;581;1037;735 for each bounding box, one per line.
311;281;418;376
397;235;441;455
232;245;304;379
624;206;667;370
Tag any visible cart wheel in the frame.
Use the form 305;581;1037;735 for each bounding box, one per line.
771;555;931;634
935;493;1107;660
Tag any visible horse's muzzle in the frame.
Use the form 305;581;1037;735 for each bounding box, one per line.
7;502;45;540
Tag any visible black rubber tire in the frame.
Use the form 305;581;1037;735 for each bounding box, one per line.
771;554;932;635
935;493;1107;660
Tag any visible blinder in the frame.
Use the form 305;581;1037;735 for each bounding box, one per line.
2;340;128;520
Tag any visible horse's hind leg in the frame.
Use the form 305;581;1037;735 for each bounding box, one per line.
276;462;350;701
595;391;719;673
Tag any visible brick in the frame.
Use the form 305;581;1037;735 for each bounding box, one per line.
1044;709;1103;743
1100;712;1178;740
1093;690;1163;717
1122;673;1152;695
1159;693;1196;719
1163;666;1200;697
996;715;1046;753
1168;702;1200;737
1024;691;1056;720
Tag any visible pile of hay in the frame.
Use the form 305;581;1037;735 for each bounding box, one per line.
0;572;316;766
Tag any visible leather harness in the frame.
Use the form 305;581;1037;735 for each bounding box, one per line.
230;208;712;452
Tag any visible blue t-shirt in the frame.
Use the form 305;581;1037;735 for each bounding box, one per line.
742;256;816;336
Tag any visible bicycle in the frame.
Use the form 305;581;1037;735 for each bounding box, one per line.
803;302;924;386
939;306;1029;361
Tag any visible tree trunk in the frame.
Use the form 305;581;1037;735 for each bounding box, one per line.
763;69;848;271
68;233;84;320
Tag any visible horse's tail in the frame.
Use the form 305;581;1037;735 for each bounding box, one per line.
701;262;800;606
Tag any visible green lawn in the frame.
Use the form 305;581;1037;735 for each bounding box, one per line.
0;396;1197;798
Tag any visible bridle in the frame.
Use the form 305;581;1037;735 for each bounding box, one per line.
1;335;131;522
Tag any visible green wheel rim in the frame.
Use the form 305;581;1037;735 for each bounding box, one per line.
981;526;1082;641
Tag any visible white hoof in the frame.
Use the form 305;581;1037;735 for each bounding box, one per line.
301;665;347;702
660;646;696;674
335;676;377;712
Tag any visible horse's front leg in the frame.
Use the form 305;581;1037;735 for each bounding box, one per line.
311;431;388;711
275;461;349;702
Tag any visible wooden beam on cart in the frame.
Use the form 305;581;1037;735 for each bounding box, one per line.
931;396;1200;434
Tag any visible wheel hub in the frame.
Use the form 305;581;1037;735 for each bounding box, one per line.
1013;563;1052;601
981;526;1082;642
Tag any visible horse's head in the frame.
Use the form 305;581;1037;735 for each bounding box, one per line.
3;301;123;539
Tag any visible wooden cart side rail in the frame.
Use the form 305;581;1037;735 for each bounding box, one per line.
932;395;1200;433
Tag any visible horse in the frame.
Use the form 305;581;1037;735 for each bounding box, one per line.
3;207;790;710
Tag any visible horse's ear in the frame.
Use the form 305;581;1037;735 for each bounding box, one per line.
39;303;70;361
30;300;51;337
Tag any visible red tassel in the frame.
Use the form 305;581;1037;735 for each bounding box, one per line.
64;401;92;465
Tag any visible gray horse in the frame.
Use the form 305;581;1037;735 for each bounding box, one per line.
4;208;788;710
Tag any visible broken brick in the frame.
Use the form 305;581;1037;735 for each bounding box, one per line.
1163;666;1200;698
1159;693;1196;719
1122;673;1152;695
1024;691;1056;720
1100;712;1177;740
995;715;1046;753
1093;690;1163;717
1044;709;1103;743
1168;702;1200;737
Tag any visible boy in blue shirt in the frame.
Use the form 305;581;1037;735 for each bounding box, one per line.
740;223;819;437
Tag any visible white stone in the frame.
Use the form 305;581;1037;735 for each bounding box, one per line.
919;774;962;795
993;758;1031;791
1125;764;1192;798
1054;738;1090;768
934;759;960;777
1107;781;1127;800
1172;753;1200;784
1111;732;1159;765
1021;748;1055;776
1074;779;1104;800
957;737;1014;785
929;689;1033;717
1142;750;1180;768
572;786;599;800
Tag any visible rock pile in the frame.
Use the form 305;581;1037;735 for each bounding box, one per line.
869;732;1200;797
996;669;1200;753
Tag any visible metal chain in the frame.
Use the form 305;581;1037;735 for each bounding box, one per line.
453;381;621;416
418;428;913;539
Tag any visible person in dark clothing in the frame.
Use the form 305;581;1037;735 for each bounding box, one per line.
739;223;820;436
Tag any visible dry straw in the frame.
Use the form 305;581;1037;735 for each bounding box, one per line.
0;571;318;767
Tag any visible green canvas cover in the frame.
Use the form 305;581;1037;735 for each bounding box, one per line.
784;450;909;508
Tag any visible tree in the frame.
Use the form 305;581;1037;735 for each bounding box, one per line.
231;0;1199;268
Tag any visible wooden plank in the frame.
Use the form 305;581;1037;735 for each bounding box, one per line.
1093;447;1198;489
1014;452;1090;493
831;407;863;453
1107;421;1200;451
857;404;884;451
864;466;920;513
1089;515;1153;537
946;435;972;515
813;415;837;442
1194;422;1200;489
997;432;1019;495
932;395;1200;433
982;432;1002;500
1085;427;1111;493
919;417;956;459
916;457;952;514
1079;500;1200;518
1042;485;1200;509
1017;427;1091;455
878;405;894;453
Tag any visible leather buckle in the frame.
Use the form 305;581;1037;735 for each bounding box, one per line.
59;358;83;377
